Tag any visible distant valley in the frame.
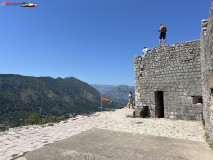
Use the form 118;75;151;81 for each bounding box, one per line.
91;84;135;104
90;84;116;95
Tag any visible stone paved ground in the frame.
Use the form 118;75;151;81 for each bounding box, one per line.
24;128;213;160
0;108;207;160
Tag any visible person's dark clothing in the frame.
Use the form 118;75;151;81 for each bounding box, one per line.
159;32;166;39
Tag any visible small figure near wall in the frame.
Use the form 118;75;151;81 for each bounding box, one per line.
128;92;134;109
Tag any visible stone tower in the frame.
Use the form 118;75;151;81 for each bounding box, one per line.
134;41;202;120
134;0;213;144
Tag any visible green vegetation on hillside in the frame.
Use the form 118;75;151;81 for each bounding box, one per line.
0;74;119;127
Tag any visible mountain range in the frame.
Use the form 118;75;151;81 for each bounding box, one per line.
0;74;119;127
90;84;116;95
91;84;135;104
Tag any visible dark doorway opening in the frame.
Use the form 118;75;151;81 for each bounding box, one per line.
155;91;164;118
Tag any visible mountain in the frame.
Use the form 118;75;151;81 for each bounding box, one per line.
91;84;116;95
0;74;119;127
104;85;135;104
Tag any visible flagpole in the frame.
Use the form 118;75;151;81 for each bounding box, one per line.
101;94;102;111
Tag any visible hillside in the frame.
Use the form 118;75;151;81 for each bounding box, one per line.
0;74;118;127
104;85;135;104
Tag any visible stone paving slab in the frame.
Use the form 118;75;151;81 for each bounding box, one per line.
0;108;209;159
23;128;213;160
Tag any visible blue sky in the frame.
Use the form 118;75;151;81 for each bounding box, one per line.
0;0;211;86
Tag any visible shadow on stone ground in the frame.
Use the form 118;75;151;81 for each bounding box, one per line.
20;128;213;160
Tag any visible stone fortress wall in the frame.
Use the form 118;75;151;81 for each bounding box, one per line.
200;0;213;145
134;0;213;144
134;40;202;120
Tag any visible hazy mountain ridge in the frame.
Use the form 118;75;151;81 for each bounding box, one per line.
92;84;135;104
90;84;116;95
0;74;118;127
105;85;135;104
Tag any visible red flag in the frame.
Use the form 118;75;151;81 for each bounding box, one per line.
102;96;112;103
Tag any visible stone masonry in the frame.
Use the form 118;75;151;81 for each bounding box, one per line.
135;0;213;144
134;41;202;120
200;0;213;144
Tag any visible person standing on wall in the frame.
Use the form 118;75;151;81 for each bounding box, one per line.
128;92;134;109
158;24;167;45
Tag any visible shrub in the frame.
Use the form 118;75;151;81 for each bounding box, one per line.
26;113;42;125
27;113;59;125
46;116;59;123
115;105;125;109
